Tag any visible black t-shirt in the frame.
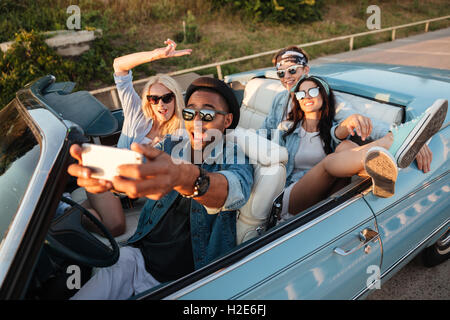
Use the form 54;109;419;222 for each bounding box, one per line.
133;195;195;283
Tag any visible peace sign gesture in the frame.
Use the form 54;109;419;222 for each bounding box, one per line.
113;39;192;75
156;38;192;60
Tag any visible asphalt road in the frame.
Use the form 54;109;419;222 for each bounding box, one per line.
366;255;450;300
310;27;450;70
313;27;450;300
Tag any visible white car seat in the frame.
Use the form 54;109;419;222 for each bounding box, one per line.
226;128;288;245
230;78;290;245
238;78;286;130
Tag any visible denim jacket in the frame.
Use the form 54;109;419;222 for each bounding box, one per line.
258;91;338;187
259;90;390;186
126;135;254;269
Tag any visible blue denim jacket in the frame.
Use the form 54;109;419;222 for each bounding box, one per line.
259;90;390;186
258;91;339;187
126;135;254;269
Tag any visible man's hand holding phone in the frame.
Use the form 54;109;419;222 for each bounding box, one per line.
112;143;192;200
68;143;144;194
68;144;114;194
68;143;195;200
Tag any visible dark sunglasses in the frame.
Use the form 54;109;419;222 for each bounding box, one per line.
276;65;303;78
182;108;228;122
146;92;175;105
295;87;320;100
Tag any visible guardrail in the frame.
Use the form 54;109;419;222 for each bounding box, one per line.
90;15;450;109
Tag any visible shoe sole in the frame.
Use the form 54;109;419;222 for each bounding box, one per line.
396;99;448;168
365;147;398;198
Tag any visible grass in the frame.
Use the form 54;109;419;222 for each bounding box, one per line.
1;0;449;92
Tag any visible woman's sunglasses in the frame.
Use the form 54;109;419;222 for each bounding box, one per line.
182;108;228;122
276;65;303;78
147;92;175;105
295;87;320;100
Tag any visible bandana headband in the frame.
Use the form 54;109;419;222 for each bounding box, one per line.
295;75;330;97
276;51;308;68
308;76;330;96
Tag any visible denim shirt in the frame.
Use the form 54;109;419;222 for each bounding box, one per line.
259;89;391;186
260;89;390;141
126;135;254;270
258;91;339;187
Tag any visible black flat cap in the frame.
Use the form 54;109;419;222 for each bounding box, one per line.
184;77;240;129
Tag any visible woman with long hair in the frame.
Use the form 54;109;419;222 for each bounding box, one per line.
80;39;192;236
261;46;434;174
271;75;446;222
114;39;190;147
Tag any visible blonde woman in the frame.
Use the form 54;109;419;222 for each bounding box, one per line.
114;39;191;147
80;39;192;236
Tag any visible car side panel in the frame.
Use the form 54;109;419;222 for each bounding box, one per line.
172;198;381;300
364;125;449;277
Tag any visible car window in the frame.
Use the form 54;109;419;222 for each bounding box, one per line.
0;100;41;242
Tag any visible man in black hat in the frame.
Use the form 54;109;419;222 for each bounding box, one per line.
68;77;253;299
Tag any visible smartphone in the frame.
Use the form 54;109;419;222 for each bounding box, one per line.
81;143;144;181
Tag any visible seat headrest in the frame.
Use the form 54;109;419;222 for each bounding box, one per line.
242;78;285;115
226;127;288;166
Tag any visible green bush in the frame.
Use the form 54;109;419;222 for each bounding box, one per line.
0;31;73;108
212;0;323;24
0;30;124;109
0;0;68;42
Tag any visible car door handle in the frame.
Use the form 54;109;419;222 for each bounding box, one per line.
334;228;380;256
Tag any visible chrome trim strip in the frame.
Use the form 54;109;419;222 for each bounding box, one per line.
373;171;448;216
438;228;450;247
0;108;67;288
164;194;365;300
352;218;449;300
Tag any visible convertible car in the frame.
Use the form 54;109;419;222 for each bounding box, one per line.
0;62;448;300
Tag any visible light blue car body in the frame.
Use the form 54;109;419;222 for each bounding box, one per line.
159;62;449;300
1;62;448;300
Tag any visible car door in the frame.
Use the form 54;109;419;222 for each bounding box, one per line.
0;95;74;299
363;122;450;282
150;181;382;300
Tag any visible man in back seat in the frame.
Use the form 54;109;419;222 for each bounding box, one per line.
259;45;433;173
67;77;253;299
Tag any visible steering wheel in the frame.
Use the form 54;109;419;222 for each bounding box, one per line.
45;196;120;268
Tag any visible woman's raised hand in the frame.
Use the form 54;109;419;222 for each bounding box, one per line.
157;38;192;59
113;39;192;74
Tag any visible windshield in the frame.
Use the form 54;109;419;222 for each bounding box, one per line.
0;100;40;241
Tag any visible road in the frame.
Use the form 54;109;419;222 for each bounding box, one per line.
366;256;449;300
311;27;450;70
313;27;450;300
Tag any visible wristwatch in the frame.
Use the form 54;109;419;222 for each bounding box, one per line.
182;167;210;198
